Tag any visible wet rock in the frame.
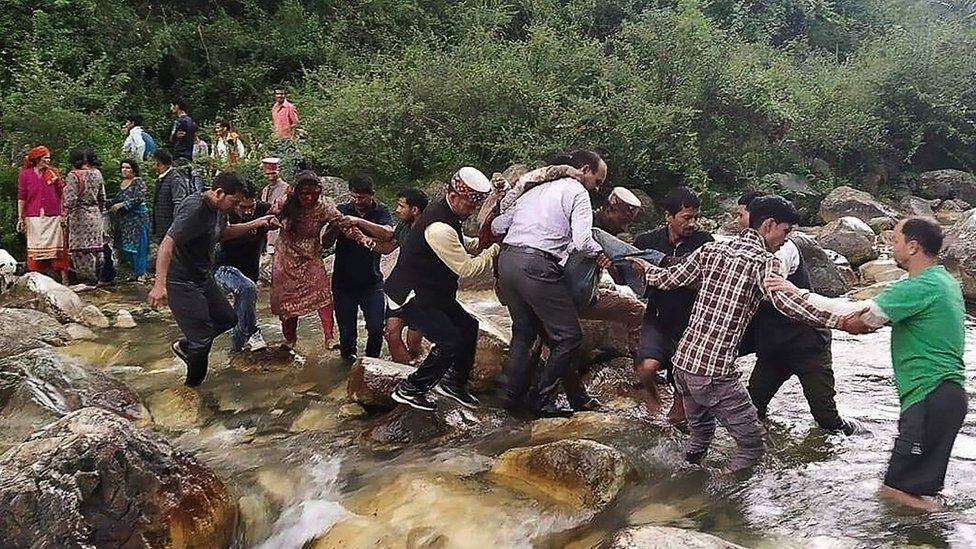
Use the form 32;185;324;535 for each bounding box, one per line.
347;357;414;409
491;438;632;510
529;412;643;444
0;349;146;447
366;406;450;445
80;304;110;328
5;272;85;323
64;322;97;341
915;169;976;203
790;233;852;297
470;307;511;390
238;493;275;547
868;216;895;234
338;402;367;420
607;525;746;548
0;407;236;548
901;196;936;218
312;516;403;549
819;186;896;224
290;402;339;432
584;357;641;402
942;209;976;300
146;385;210;430
935;199;971;226
858;259;906;285
0;307;69;357
115;308;136;328
817;216;878;267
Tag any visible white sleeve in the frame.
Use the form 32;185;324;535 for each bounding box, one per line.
425;222;499;278
775;239;801;276
807;294;889;328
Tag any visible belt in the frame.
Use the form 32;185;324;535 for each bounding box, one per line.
502;244;559;263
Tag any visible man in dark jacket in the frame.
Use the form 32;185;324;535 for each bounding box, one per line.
151;149;193;240
633;186;713;424
735;191;858;434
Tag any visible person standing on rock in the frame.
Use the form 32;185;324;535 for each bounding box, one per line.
385;167;499;412
63;149;108;284
364;187;430;364
328;172;394;363
632;186;713;424
630;195;846;474
17;146;70;284
491;149;611;418
766;217;967;510
734;191;859;435
148;171;274;386
214;181;273;353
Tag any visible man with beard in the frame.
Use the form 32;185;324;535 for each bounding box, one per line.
632;186;713;424
385;168;498;411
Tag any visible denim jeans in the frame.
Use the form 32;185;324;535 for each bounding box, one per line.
213;265;259;351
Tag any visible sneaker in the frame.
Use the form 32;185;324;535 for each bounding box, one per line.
171;339;188;364
840;418;866;436
532;403;574;419
434;383;480;410
245;331;268;352
391;385;437;412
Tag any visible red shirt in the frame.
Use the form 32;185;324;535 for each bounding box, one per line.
18;168;63;217
271;100;299;139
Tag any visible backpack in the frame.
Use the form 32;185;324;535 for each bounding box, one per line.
141;131;157;159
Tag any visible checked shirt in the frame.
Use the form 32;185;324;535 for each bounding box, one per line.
644;229;840;377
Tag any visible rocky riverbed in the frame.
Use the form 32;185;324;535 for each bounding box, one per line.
2;175;976;547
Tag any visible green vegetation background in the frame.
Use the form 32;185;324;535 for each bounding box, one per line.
1;0;974;256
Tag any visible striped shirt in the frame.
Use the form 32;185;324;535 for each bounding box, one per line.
644;229;840;377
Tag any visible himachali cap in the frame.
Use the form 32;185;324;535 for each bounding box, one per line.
610;186;642;208
451;166;491;203
261;157;281;171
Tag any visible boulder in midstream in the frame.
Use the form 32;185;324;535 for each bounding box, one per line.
606;525;746;548
0;307;69;357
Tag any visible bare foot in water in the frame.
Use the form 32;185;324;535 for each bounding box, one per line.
879;485;943;512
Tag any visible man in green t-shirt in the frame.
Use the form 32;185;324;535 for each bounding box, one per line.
766;216;968;510
360;188;429;363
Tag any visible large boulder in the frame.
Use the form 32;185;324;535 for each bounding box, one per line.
935;199;972;226
347;357;414;409
0;407;236;548
790;233;852;297
817;216;878;267
607;525;746;548
0;349;147;448
0;307;69;358
5;272;85;323
901;196;936;219
819;186;896;224
146;386;210;431
942;209;976;301
469;306;511;391
858;259;906;285
491;438;632;510
915;169;976;203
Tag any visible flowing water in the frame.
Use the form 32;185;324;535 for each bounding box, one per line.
57;284;976;548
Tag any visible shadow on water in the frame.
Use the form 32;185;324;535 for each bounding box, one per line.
53;285;976;548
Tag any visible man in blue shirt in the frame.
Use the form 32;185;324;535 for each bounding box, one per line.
328;172;394;363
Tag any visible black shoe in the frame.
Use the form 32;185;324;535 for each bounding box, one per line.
533;403;574;419
685;450;707;465
434;383;480;410
391;385;437;412
341;353;358;364
171;339;188;364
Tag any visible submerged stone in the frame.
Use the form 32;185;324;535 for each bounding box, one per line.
607;525;746;548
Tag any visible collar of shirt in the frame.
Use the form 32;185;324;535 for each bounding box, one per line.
738;228;767;251
158;167;173;180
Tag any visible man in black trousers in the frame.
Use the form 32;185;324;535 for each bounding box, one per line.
148;171;275;386
385;167;499;411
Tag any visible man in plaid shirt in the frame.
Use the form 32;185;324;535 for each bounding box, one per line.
631;195;845;473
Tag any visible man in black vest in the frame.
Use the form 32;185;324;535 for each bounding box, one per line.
385;167;499;411
734;191;858;434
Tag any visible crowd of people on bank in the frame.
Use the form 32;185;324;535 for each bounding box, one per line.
16;100;967;511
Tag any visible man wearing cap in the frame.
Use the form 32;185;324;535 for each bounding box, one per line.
491;149;611;418
259;157;289;251
385;167;499;412
595;187;643;235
